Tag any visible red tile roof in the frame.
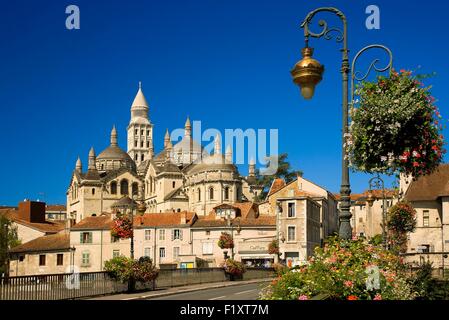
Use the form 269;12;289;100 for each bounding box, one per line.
71;214;113;230
10;233;70;253
267;178;286;197
0;208;65;233
45;205;66;212
405;164;449;201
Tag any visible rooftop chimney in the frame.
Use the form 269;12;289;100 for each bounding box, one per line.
18;200;46;223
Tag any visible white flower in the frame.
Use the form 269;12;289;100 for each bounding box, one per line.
381;156;387;162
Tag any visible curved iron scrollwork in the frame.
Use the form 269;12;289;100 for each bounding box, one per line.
350;44;393;103
368;173;385;191
300;7;347;46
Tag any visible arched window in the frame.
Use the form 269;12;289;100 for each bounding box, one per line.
198;188;201;201
172;181;176;188
120;179;129;195
135;154;138;161
132;182;139;196
147;141;150;148
224;187;230;200
140;141;144;148
141;154;144;161
92;188;95;195
209;187;214;200
111;181;117;195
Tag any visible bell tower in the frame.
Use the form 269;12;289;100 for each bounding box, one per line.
127;82;154;165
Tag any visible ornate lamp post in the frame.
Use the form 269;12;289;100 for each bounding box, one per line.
216;206;237;259
366;174;388;249
291;7;393;239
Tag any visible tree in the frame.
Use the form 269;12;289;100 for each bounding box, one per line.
0;215;21;275
255;153;303;200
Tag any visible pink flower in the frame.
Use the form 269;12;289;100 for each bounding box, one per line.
344;280;354;288
298;295;309;300
373;294;382;300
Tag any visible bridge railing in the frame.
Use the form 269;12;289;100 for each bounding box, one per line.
0;267;274;300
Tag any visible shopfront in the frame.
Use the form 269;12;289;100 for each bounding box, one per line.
238;241;274;267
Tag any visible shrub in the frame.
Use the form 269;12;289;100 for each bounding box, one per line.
260;236;415;300
223;259;246;276
104;256;158;283
387;201;416;253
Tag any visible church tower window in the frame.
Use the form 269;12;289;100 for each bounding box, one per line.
209;187;214;200
141;154;144;161
111;181;117;195
224;187;230;200
92;188;95;195
121;180;129;195
198;188;201;201
132;182;139;196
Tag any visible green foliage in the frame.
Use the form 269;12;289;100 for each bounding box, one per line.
410;261;449;300
268;240;279;255
369;234;384;246
348;69;445;178
255;153;303;200
217;232;234;249
104;256;158;283
222;259;246;276
387;201;416;253
0;215;21;275
260;236;415;300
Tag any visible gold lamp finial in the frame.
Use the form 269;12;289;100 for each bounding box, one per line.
291;47;324;99
366;190;376;207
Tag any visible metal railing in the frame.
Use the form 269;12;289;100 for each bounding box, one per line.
0;267;275;300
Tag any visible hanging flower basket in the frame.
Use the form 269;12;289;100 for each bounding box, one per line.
217;232;234;249
268;240;279;255
347;69;445;178
223;259;246;276
111;215;133;239
387;201;417;254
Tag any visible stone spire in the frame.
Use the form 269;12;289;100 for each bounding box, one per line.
164;128;170;148
75;156;82;172
249;158;256;177
166;140;173;161
131;82;149;112
88;147;96;170
214;134;221;155
184;117;191;137
225;145;233;163
110;125;118;146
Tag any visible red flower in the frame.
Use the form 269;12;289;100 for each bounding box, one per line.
347;295;358;301
413;162;420;167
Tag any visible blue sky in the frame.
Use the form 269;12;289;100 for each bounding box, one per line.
0;0;448;205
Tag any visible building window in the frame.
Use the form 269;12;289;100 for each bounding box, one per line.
135;154;138;161
147;141;150;148
113;250;120;258
202;242;213;255
120;179;129;195
173;247;180;259
159;247;166;258
141;154;144;161
172;181;176;188
140;141;144;148
147;130;150;136
144;247;151;257
132;182;139;196
359;217;363;223
172;229;182;240
145;230;151;241
209;188;214;200
57;254;64;266
92;188;95;195
224;187;230;200
287;226;296;242
206;230;210;236
198;188;201;201
39;255;46;266
82;252;90;266
135;129;138;135
134;141;138;147
288;202;295;218
159;229;165;241
80;232;93;244
141;130;144;136
111;181;117;195
423;210;430;227
19;255;25;262
111;235;119;243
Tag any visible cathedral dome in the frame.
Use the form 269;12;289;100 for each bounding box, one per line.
188;153;237;175
96;126;137;173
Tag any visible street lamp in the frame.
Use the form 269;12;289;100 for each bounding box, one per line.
291;7;393;239
367;174;388;249
216;206;237;259
275;201;283;263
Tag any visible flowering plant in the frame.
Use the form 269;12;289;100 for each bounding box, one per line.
347;69;445;178
217;232;234;249
111;215;133;239
222;259;246;276
260;237;415;300
268;240;279;255
387;202;416;253
104;256;159;283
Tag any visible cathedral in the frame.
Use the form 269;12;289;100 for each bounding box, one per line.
67;84;263;223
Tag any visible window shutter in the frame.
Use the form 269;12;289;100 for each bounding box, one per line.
80;233;83;244
171;230;174;241
180;230;183;241
88;232;93;243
